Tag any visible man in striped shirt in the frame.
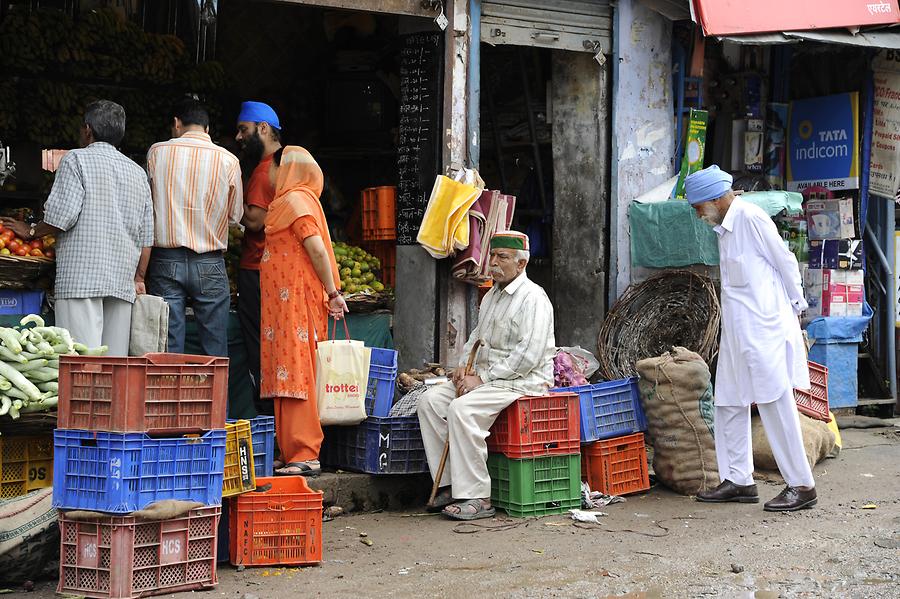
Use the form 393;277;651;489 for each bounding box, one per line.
418;231;556;521
146;99;243;357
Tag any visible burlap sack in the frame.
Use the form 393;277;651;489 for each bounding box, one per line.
636;347;719;495
752;412;836;473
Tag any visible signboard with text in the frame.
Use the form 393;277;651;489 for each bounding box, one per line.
787;93;859;193
693;0;900;36
870;51;900;199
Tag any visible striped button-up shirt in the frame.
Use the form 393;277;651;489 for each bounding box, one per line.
43;142;154;303
461;272;556;396
146;131;243;253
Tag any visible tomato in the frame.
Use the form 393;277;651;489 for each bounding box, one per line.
15;248;28;256
29;248;44;257
8;241;21;253
0;231;13;243
29;240;42;250
0;240;5;250
44;249;55;259
13;238;23;246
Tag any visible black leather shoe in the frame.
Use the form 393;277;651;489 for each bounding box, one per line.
696;480;760;503
764;485;817;512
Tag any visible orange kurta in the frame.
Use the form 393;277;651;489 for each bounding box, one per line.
259;146;340;464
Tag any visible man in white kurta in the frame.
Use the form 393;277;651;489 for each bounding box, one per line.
418;230;555;521
687;165;817;512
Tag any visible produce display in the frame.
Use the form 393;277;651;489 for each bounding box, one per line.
398;363;448;393
0;315;107;420
0;223;55;259
332;241;388;295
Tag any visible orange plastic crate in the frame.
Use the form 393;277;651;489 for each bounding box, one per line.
362;186;396;241
58;506;220;599
229;476;323;566
581;433;650;496
363;241;396;288
487;393;580;458
794;361;830;422
57;353;228;434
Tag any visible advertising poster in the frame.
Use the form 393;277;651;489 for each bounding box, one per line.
675;109;709;199
765;103;788;189
787;93;859;193
870;69;900;198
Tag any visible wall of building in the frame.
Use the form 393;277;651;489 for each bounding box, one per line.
611;0;676;299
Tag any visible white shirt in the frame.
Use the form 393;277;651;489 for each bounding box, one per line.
714;198;810;406
460;271;555;396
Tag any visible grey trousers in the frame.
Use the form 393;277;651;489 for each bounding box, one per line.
55;297;133;357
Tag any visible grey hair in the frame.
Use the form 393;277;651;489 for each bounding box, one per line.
516;249;530;263
84;100;126;145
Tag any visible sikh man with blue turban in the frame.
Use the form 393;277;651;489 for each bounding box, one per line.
687;165;817;512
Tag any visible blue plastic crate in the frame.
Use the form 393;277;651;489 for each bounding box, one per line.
52;429;226;514
366;347;398;416
0;290;43;315
553;378;647;442
321;416;428;474
228;415;275;478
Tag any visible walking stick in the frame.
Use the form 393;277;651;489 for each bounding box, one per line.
427;339;483;507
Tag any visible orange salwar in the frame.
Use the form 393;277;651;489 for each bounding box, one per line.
259;146;340;464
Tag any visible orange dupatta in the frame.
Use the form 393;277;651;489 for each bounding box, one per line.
265;145;341;291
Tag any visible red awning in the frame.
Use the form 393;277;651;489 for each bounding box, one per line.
692;0;900;36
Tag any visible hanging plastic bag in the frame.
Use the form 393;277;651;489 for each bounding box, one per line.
316;320;372;426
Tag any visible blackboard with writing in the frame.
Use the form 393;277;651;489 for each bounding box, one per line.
397;32;443;245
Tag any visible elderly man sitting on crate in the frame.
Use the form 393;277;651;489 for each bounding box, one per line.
417;230;555;521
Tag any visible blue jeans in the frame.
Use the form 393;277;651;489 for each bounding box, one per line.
147;247;230;357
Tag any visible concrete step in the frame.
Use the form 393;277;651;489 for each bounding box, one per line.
307;471;432;512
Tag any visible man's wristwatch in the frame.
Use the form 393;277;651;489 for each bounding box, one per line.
327;289;342;300
28;226;36;239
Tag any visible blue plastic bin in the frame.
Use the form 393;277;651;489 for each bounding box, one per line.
227;415;275;477
0;290;43;315
553;378;647;442
320;416;428;474
52;429;226;514
808;341;858;409
366;347;398;416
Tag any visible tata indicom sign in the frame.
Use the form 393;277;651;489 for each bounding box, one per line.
787;93;860;193
692;0;900;36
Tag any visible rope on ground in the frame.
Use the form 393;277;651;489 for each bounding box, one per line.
573;515;707;538
597;270;720;380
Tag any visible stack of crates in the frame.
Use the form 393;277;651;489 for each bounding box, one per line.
361;185;397;288
554;377;651;496
485;392;582;517
321;347;429;474
53;353;229;599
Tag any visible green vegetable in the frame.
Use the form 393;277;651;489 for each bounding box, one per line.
83;346;108;356
0;396;10;416
20;396;57;412
0;360;42;401
37;382;58;393
4;386;28;401
23;368;58;383
0;328;23;354
11;359;49;372
20;314;45;328
8;399;23;419
0;376;10;391
0;346;26;363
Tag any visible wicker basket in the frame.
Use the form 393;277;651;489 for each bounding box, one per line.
0;255;55;289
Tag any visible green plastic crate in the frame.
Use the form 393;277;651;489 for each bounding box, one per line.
487;453;581;517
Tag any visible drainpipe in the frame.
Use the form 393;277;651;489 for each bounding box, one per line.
465;0;481;335
608;0;622;310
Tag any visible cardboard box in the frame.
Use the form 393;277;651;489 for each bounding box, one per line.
804;268;864;318
807;239;863;270
806;198;856;240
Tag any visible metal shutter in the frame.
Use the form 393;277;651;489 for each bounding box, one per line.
481;0;612;53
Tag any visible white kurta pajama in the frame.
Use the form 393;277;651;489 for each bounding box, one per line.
713;198;815;488
418;272;555;499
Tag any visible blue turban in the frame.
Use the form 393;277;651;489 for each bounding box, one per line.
684;165;733;205
237;101;281;130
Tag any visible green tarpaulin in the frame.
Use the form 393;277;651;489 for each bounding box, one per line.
630;191;804;268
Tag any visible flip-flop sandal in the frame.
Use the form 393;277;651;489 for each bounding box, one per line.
273;459;285;470
442;499;496;521
426;488;455;512
276;461;321;477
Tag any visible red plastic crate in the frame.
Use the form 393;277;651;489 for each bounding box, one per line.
362;186;396;241
57;353;228;434
229;476;323;566
58;506;220;599
487;393;580;458
363;241;396;288
581;433;650;496
794;361;831;422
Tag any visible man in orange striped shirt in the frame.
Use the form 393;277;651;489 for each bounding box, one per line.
146;99;244;357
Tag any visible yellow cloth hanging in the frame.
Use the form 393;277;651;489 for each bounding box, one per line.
417;174;482;259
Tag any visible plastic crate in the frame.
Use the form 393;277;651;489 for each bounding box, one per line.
58;506;220;599
366;347;398;416
487;453;582;518
363;241;396;288
57;353;229;434
53;429;226;514
581;433;650;496
361;186;396;241
553;378;647;442
320;416;428;474
487;393;581;458
0;289;44;315
228;416;275;478
794;361;831;422
0;434;53;499
229;476;323;566
223;420;256;498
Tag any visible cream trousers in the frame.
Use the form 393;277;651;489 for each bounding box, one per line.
55;297;132;357
715;387;815;489
417;382;519;499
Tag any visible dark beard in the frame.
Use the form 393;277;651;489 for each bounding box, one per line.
239;131;265;178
